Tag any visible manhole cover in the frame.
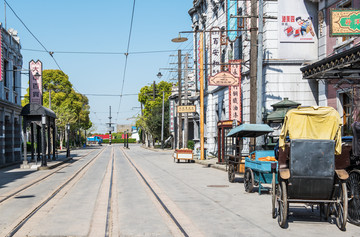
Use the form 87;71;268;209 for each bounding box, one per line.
207;185;229;188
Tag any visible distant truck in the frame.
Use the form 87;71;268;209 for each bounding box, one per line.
87;136;103;144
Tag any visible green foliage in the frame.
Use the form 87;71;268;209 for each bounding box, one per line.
21;69;92;131
136;81;172;141
187;140;195;150
102;138;136;144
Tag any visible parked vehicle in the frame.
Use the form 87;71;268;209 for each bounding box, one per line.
275;106;348;230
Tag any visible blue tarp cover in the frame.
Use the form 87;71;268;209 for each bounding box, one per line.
226;124;274;138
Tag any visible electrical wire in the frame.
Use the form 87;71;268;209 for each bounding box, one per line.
21;48;189;55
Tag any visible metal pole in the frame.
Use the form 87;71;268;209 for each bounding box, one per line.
49;90;51;110
200;31;205;160
161;91;165;149
256;0;264;147
184;53;189;148
178;49;183;149
41;122;46;167
250;0;258;151
109;106;112;145
126;130;129;149
66;125;70;158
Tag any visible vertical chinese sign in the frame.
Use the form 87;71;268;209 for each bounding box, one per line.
169;100;175;132
0;30;2;82
210;27;221;77
229;60;241;123
29;60;43;105
227;0;238;42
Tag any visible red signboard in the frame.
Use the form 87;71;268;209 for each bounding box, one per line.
228;60;241;123
29;60;43;105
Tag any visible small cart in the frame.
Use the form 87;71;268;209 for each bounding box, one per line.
244;150;278;195
226;124;276;188
173;149;193;163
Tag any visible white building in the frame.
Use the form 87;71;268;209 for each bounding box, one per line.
0;24;23;166
187;0;320;156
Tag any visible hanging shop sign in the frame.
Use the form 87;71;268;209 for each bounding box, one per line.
210;27;221;77
330;10;360;36
228;60;241;123
0;30;2;82
278;0;315;42
170;100;175;132
209;71;239;86
29;60;43;105
177;105;196;113
227;0;238;42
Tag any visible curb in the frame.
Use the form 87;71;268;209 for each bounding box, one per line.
194;159;227;172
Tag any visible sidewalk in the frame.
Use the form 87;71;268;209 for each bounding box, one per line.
193;157;227;172
20;150;74;170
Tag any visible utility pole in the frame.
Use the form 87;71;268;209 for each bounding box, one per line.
178;49;183;149
108;106;112;145
250;0;258;151
161;91;165;149
256;0;264;147
184;53;189;148
199;31;205;160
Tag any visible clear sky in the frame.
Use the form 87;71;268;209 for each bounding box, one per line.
2;0;193;133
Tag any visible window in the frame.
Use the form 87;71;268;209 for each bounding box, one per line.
340;91;353;135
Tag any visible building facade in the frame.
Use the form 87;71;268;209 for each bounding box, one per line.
0;24;23;165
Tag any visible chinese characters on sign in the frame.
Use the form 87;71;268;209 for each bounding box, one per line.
229;60;241;123
170;100;175;132
29;60;43;105
209;71;239;86
177;105;196;113
210;27;221;77
330;10;360;36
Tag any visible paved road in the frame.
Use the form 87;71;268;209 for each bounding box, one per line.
0;144;358;236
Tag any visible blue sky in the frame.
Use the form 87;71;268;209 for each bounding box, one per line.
2;0;193;133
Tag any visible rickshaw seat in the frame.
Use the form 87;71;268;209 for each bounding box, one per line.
335;169;349;180
279;168;290;179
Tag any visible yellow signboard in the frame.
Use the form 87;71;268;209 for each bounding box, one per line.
177;105;196;113
330;10;360;36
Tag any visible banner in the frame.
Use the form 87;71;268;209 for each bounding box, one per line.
29;60;43;105
170;100;175;132
0;30;2;82
229;60;241;123
278;0;315;42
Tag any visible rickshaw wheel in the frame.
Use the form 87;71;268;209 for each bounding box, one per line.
278;181;288;228
272;172;277;218
334;181;348;231
244;168;254;193
347;170;360;226
228;165;235;183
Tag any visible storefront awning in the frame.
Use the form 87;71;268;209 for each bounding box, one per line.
227;124;274;138
301;44;360;80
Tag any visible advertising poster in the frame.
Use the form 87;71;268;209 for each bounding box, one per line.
210;27;221;77
279;0;315;42
330;10;360;36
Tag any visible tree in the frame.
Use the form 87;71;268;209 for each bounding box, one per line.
22;69;92;149
136;81;172;144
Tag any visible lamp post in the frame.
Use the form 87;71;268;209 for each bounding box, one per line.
66;123;70;158
41;115;47;167
157;72;165;149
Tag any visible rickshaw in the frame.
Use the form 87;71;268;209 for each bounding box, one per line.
226;124;277;195
273;106;348;230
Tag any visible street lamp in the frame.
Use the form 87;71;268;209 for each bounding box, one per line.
66;123;70;158
171;33;188;43
41;115;47;167
157;72;163;79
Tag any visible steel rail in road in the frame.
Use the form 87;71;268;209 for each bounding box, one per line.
0;149;97;205
5;147;107;237
120;147;205;237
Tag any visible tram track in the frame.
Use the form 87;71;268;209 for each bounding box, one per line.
0;148;98;206
120;147;204;237
4;146;108;237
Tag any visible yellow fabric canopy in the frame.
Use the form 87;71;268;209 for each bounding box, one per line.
279;106;342;155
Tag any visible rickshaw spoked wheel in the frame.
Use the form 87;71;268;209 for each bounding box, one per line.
278;180;288;228
333;180;348;231
272;172;277;218
347;170;360;226
244;168;254;193
228;164;235;183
